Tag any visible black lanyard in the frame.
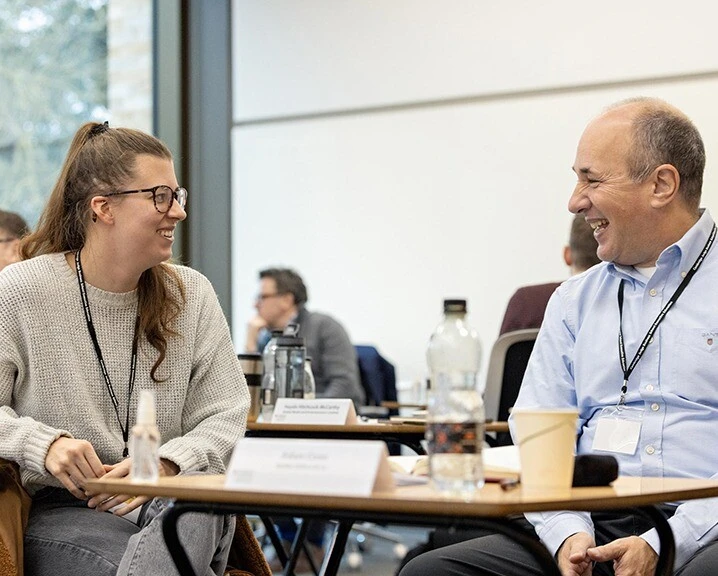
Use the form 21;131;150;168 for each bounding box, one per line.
74;250;140;457
617;223;716;405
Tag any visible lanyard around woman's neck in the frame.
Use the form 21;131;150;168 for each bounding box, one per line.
74;250;140;457
616;223;716;405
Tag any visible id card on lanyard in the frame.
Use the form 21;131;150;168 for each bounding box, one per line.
593;406;644;455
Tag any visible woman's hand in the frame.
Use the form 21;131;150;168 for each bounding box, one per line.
86;457;179;515
86;459;149;515
44;437;106;500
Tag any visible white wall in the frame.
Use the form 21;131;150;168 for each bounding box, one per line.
230;0;718;388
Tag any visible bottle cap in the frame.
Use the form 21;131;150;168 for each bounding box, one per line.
443;299;467;313
137;389;157;426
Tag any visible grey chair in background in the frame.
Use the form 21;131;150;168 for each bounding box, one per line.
483;328;539;446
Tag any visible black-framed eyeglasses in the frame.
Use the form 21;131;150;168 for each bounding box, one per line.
105;185;188;214
255;292;285;302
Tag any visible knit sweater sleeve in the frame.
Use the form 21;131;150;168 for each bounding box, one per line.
0;262;73;479
157;269;249;474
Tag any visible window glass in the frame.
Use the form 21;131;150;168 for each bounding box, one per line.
0;0;152;227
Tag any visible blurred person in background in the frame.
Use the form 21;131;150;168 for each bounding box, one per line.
0;209;29;272
500;213;600;334
246;267;365;407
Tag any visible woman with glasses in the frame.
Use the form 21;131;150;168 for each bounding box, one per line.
0;122;249;576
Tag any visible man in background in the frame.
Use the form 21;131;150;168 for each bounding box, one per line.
246;267;365;407
499;213;600;334
0;210;29;272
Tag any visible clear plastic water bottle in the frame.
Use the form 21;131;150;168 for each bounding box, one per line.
426;298;484;497
304;357;317;399
130;390;161;483
260;330;283;420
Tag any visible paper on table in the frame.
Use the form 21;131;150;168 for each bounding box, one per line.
388;456;424;475
388;456;429;486
388;446;521;482
483;445;520;480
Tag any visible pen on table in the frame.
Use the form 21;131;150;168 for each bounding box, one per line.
499;478;520;491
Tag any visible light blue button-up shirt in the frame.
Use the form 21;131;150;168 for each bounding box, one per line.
510;209;718;570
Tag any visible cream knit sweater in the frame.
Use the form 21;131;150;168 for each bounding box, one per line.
0;253;248;493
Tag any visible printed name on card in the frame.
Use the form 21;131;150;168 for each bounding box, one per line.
225;438;394;496
271;398;357;425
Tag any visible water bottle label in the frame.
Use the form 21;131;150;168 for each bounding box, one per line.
427;421;482;454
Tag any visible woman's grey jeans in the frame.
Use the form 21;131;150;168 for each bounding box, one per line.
24;485;235;576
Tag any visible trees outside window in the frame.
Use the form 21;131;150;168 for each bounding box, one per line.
0;0;151;227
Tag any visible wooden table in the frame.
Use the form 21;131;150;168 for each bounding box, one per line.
88;474;718;576
246;420;509;456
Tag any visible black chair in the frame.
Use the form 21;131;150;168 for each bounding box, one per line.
483;329;539;446
354;344;398;419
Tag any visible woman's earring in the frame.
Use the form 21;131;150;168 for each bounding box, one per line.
92;213;97;222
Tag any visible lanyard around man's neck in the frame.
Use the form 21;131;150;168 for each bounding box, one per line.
616;224;716;406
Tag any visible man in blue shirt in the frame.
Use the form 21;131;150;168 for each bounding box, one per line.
400;98;718;576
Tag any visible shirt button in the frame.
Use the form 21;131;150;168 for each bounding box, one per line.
646;445;656;455
681;271;687;278
651;403;660;411
649;288;657;297
649;337;654;344
646;384;654;392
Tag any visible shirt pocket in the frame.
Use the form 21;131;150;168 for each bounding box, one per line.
670;328;718;404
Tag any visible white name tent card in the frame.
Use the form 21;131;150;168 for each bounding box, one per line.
225;438;395;496
271;398;357;425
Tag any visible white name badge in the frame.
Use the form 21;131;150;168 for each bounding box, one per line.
271;398;357;425
592;406;644;455
225;438;395;496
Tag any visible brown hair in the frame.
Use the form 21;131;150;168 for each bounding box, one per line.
0;209;29;239
609;97;705;209
259;267;308;306
21;122;186;381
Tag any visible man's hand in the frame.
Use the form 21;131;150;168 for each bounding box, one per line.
557;532;596;576
44;437;106;499
586;536;657;576
245;315;268;352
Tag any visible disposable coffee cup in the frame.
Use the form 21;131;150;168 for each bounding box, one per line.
238;353;262;422
512;408;578;494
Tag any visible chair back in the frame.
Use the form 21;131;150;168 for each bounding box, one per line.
354;345;398;415
0;458;31;576
484;329;539;445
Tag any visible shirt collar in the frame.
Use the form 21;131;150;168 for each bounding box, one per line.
607;208;714;282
